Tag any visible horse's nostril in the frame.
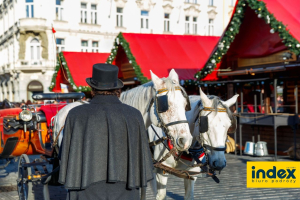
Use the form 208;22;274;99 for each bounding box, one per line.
176;137;186;148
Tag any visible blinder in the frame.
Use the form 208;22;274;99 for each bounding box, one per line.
154;86;191;113
199;116;209;134
156;94;169;113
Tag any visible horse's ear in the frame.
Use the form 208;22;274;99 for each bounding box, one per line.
199;87;211;107
168;69;179;84
150;70;164;89
223;94;239;108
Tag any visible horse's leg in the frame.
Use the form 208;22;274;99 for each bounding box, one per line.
184;177;197;200
141;187;146;200
141;173;157;200
156;173;169;200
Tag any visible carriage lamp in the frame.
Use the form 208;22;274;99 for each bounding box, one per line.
19;110;33;122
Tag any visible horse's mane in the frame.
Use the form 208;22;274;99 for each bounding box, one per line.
120;77;178;115
207;95;233;120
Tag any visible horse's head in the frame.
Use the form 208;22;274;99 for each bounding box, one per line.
197;88;238;171
149;69;193;151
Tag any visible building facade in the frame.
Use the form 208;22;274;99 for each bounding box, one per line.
0;0;235;102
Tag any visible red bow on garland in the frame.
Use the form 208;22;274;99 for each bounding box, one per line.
52;27;56;34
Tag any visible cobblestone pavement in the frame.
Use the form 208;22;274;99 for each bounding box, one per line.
0;154;300;199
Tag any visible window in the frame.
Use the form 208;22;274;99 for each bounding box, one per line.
26;0;34;18
164;13;170;32
116;7;123;27
185;16;190;34
208;18;214;35
81;40;88;52
56;38;65;53
193;17;197;34
92;41;99;52
55;0;63;20
81;3;87;23
209;0;214;6
30;38;41;61
91;4;97;24
141;10;149;29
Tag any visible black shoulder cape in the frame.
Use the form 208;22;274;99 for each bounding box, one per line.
58;95;153;189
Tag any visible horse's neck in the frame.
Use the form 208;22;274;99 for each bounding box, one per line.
120;86;155;128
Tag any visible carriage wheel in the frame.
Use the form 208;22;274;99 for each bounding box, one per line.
17;154;33;200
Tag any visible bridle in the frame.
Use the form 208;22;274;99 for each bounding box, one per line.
147;86;190;150
197;106;228;152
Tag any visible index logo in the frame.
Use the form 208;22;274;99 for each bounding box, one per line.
247;162;300;188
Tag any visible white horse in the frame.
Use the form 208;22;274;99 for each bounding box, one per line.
52;69;193;198
148;88;239;200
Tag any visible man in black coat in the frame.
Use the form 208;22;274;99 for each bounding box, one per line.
59;63;154;200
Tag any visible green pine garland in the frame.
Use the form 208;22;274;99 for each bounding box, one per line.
49;52;91;92
106;32;150;84
192;0;300;83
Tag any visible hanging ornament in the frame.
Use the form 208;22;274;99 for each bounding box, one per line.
231;22;235;25
278;26;281;29
208;65;211;69
195;75;199;79
230;28;233;31
215;52;218;55
258;8;261;11
296;44;300;48
270;29;275;34
258;14;262;18
211;59;216;63
288;44;292;47
129;60;132;63
62;62;66;65
242;3;246;6
266;15;270;24
204;72;207;74
226;46;230;49
230;36;233;38
237;10;241;13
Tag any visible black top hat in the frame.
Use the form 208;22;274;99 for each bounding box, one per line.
86;63;124;90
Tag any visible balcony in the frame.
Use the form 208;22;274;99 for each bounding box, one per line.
19;18;47;31
16;60;54;71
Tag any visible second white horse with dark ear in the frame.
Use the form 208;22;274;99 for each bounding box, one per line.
148;87;239;200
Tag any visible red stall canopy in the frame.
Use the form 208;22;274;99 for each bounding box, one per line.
195;0;300;80
107;33;220;83
50;52;110;92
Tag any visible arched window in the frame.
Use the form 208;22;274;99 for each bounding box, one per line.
30;38;41;60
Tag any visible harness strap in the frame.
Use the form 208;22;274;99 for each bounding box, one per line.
158;148;177;163
153;162;196;180
165;120;188;127
149;137;168;147
157;86;181;94
203;144;227;151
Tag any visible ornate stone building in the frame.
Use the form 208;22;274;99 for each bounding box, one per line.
0;0;235;101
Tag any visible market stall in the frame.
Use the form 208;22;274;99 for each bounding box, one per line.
192;0;300;160
106;33;220;93
49;52;110;93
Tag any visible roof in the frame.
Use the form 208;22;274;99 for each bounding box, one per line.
49;52;110;92
194;0;300;81
107;33;220;83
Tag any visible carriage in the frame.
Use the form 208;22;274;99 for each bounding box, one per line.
0;93;85;200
